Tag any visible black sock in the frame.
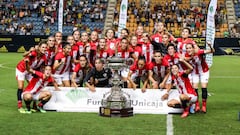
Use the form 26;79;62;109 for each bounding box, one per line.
24;100;32;111
38;99;48;107
181;100;189;109
202;88;208;100
195;89;199;97
17;89;23;101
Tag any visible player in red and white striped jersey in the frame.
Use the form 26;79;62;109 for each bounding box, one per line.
148;51;169;89
141;32;154;63
53;42;72;87
22;62;59;113
176;27;199;56
16;41;47;111
127;56;149;92
170;58;197;118
185;42;215;113
130;35;142;58
46;36;57;66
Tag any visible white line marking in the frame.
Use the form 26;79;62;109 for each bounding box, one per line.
211;76;240;79
0;64;14;70
167;114;173;135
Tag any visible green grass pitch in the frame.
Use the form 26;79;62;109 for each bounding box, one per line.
0;53;239;135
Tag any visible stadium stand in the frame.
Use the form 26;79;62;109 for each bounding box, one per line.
113;0;230;37
0;0;107;36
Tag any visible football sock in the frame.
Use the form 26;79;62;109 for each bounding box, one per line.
202;88;208;100
24;100;32;111
195;89;199;97
17;89;23;101
181;100;189;109
38;100;48;107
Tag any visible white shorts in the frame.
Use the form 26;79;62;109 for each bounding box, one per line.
192;71;209;83
53;71;70;85
22;91;41;101
187;93;197;103
16;68;32;81
168;89;181;102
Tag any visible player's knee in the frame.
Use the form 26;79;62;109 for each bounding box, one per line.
23;93;32;101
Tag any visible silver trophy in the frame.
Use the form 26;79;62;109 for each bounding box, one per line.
99;57;134;117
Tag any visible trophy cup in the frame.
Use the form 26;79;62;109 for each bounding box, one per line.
99;57;134;117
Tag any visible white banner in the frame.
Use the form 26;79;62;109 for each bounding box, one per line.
44;87;182;114
58;0;63;32
205;0;217;67
117;0;128;37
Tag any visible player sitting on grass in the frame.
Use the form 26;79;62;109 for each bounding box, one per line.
21;59;60;114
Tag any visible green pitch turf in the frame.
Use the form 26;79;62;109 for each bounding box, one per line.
0;53;240;135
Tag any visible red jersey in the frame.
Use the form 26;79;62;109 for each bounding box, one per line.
131;45;142;58
151;33;175;43
163;52;186;71
54;52;71;74
116;47;134;59
185;50;209;74
130;61;149;77
73;63;92;79
96;49;111;59
172;72;197;95
45;48;56;66
106;38;117;55
177;38;196;55
90;41;98;51
141;42;154;63
24;71;53;94
16;51;47;72
148;59;168;78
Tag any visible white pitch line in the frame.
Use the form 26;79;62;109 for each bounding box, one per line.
0;64;14;70
211;76;240;79
166;114;173;135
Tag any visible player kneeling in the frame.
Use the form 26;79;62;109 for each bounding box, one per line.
21;60;60;114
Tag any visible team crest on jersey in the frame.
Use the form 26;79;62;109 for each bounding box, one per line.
118;52;121;57
102;52;107;58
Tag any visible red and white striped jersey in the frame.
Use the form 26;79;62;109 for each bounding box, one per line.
16;51;47;72
54;52;71;74
177;38;196;55
116;47;134;59
141;42;154;63
130;61;149;77
148;60;168;78
24;71;53;94
172;72;197;95
186;50;209;74
45;48;56;66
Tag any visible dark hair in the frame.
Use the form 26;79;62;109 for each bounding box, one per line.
121;28;129;35
72;30;80;35
105;28;115;37
61;41;71;48
138;55;146;62
167;43;176;50
183;27;191;34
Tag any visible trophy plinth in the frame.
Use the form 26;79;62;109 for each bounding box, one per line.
99;57;133;117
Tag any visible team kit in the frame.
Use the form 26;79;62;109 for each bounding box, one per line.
15;23;214;118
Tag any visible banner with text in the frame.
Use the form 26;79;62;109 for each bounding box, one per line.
205;0;217;67
117;0;128;37
44;87;182;114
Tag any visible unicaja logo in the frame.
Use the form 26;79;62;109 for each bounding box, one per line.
65;89;88;103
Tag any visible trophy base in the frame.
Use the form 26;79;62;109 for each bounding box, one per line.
99;107;133;117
